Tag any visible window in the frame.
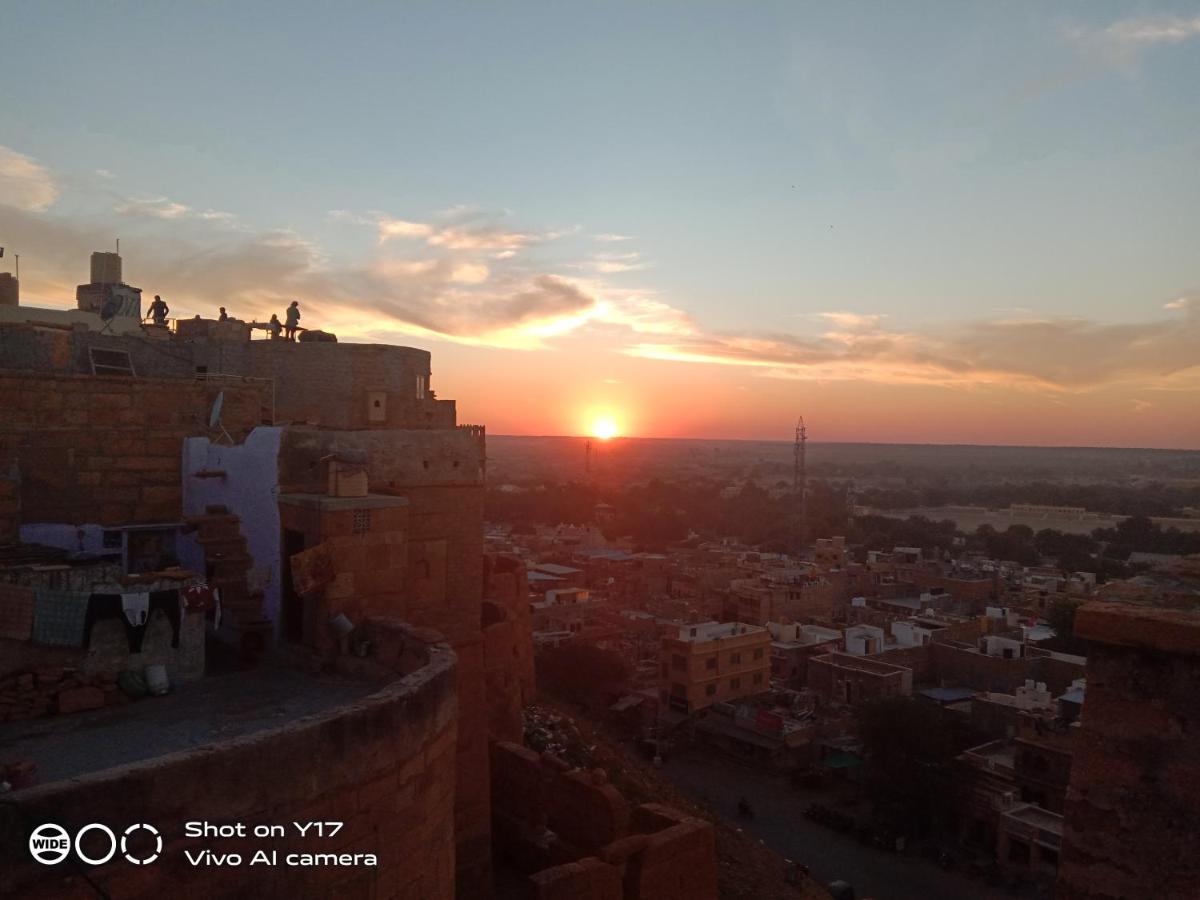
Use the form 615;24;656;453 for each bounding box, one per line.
753;648;764;660
753;673;763;685
367;391;387;423
671;682;686;697
89;347;135;376
353;510;371;534
705;656;717;670
730;677;740;689
730;652;741;664
416;374;427;399
102;530;123;549
705;684;716;696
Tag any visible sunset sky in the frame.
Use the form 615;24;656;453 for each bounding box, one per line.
2;2;1198;447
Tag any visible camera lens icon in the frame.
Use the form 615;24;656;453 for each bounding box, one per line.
122;823;163;865
29;823;72;865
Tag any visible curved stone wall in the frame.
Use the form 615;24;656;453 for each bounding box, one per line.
0;628;457;900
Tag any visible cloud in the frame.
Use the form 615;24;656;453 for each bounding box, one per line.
116;196;191;219
626;302;1200;391
590;250;647;274
1064;14;1200;68
594;233;634;242
7;146;1198;399
0;146;59;212
373;210;562;253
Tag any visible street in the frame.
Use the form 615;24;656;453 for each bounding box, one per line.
660;749;1037;900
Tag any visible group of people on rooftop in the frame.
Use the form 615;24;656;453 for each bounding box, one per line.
144;294;303;341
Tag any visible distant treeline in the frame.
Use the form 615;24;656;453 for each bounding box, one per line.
488;479;1200;574
856;481;1200;518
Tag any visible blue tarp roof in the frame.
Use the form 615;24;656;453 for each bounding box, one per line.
919;686;977;704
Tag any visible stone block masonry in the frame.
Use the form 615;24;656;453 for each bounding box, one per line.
0;372;267;527
490;742;719;900
0;624;459;900
1056;602;1200;900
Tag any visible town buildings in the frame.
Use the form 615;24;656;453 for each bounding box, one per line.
659;621;771;714
0;252;719;899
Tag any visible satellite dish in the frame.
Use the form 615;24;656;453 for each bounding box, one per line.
208;391;233;445
209;392;224;429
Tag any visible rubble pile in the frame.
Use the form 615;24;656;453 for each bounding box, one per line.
522;704;596;768
0;667;127;721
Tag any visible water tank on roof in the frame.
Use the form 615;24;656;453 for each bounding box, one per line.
90;251;122;285
0;273;17;307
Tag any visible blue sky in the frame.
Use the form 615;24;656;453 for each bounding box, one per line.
2;2;1199;445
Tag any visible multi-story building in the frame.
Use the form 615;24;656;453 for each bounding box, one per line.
659;621;771;714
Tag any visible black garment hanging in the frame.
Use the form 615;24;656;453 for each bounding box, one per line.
84;590;181;652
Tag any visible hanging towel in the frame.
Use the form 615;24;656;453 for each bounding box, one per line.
122;592;150;627
32;590;90;646
0;584;36;641
181;584;216;612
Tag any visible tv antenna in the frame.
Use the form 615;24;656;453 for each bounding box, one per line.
793;417;807;547
209;391;233;445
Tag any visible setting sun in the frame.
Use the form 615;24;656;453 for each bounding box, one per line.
591;417;620;440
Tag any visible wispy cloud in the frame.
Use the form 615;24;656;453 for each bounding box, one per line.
589;250;648;274
0;146;59;212
7;147;1200;398
594;232;634;243
1064;14;1200;68
626;303;1200;391
116;196;191;219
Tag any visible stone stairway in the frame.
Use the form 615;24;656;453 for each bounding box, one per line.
184;505;271;659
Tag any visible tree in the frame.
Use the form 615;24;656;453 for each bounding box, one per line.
537;643;630;706
856;697;979;834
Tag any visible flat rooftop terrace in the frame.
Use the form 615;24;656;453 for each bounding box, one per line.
0;662;375;785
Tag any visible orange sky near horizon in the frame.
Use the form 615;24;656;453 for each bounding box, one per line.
429;338;1200;449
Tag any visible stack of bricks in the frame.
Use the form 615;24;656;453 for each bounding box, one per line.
0;666;124;722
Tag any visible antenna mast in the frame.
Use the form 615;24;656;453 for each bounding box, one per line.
793;417;807;548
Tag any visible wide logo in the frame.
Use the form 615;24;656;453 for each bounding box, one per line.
29;823;162;866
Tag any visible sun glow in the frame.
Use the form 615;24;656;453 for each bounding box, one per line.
591;417;620;440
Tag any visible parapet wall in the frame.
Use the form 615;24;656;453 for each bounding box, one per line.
1056;602;1200;900
0;623;459;900
490;741;719;900
0;371;266;526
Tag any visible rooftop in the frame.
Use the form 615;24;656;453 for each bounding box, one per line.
0;661;375;785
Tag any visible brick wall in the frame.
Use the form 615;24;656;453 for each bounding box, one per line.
484;554;536;703
930;641;1083;695
0;625;458;900
242;342;454;429
0;457;18;544
277;425;490;896
490;743;719;900
1056;603;1200;900
0;372;266;526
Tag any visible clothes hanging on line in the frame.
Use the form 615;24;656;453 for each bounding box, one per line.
84;590;181;653
122;592;149;627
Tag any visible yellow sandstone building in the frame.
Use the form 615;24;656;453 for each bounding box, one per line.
660;621;771;714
